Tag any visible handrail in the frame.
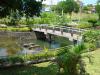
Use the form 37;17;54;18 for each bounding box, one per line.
33;24;87;34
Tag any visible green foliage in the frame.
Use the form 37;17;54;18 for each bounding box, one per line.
77;22;92;29
40;12;58;24
0;0;42;26
88;18;97;27
96;21;100;26
24;51;56;61
57;46;72;56
83;30;100;50
82;6;89;13
8;56;24;64
0;62;58;75
23;0;42;17
0;0;42;18
52;0;79;15
33;12;68;25
0;27;30;32
83;30;100;43
57;44;87;75
85;43;96;51
83;4;94;13
0;50;56;65
0;0;23;18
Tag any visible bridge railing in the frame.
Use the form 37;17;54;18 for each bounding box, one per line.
33;24;87;35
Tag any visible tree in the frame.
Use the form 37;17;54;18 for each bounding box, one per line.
23;0;42;17
52;0;79;18
0;0;43;25
0;0;23;18
95;0;100;20
23;0;42;24
83;4;94;13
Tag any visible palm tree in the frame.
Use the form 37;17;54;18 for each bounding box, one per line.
56;44;89;75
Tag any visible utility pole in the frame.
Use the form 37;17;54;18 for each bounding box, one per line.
50;0;53;12
61;0;64;16
76;0;83;22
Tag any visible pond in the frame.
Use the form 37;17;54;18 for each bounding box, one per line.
0;32;72;57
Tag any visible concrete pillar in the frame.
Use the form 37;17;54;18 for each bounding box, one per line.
60;28;63;35
34;31;46;41
46;34;52;43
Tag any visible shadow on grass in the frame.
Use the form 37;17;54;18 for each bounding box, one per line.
0;63;58;75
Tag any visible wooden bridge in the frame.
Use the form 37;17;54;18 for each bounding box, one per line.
33;25;86;43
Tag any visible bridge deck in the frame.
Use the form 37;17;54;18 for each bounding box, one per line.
33;28;82;41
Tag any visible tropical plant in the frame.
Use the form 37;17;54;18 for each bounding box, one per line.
56;44;89;75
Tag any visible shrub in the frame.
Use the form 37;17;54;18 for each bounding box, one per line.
8;56;24;64
83;30;100;50
18;27;30;32
24;51;56;61
96;21;100;26
85;43;96;51
0;27;30;32
88;19;97;27
0;28;7;31
77;22;92;29
34;18;42;24
56;44;88;75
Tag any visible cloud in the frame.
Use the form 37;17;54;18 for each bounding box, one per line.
42;0;59;5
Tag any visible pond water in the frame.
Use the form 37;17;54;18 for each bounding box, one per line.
0;34;72;57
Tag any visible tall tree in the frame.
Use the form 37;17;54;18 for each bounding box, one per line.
52;0;79;18
0;0;23;18
23;0;42;17
23;0;42;24
0;0;43;18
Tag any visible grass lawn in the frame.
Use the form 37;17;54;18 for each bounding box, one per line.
84;49;100;75
0;62;58;75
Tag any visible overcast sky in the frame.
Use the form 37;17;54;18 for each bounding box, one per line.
42;0;98;5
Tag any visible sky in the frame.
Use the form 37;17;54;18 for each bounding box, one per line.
43;0;98;5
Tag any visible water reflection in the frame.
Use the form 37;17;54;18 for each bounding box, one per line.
0;48;8;57
0;35;72;57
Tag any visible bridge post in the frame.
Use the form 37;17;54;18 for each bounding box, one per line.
45;26;47;31
68;27;71;33
71;28;73;37
39;25;42;30
53;27;55;33
79;29;82;36
60;28;63;35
